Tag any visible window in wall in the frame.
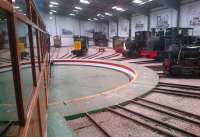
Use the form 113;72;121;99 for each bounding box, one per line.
13;0;28;16
0;9;18;134
16;20;33;111
33;28;41;77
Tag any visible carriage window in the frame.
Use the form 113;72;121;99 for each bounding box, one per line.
16;20;33;111
0;10;18;134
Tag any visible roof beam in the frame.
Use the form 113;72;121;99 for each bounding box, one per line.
157;0;180;10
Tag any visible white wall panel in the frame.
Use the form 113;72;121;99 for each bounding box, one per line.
109;21;117;38
95;23;109;38
118;17;129;37
80;21;95;38
150;8;178;29
180;0;200;35
131;15;148;37
42;13;108;46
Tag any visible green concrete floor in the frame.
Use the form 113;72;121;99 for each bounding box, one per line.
48;108;75;137
0;68;33;122
49;65;129;104
0;68;33;134
48;65;130;137
0;65;130;137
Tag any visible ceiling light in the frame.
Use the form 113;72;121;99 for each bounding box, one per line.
80;0;90;4
73;9;79;12
69;13;75;16
105;12;112;16
97;14;104;17
50;1;59;5
14;6;20;9
49;4;57;8
50;10;57;13
74;6;82;10
132;0;143;4
133;0;152;5
93;18;98;21
112;6;126;12
49;12;53;15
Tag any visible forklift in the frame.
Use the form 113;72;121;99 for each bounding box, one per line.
71;36;89;56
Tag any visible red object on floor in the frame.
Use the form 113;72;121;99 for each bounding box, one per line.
140;50;158;59
163;58;171;71
115;48;125;53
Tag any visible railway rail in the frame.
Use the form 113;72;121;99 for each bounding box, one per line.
50;47;200;137
67;81;200;137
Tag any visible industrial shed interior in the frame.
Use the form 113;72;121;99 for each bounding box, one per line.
1;0;200;137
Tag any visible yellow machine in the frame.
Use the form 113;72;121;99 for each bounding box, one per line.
18;42;25;53
72;36;89;56
18;42;29;59
74;41;81;50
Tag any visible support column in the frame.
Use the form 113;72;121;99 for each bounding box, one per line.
177;6;181;27
147;13;151;31
129;15;132;39
117;18;119;37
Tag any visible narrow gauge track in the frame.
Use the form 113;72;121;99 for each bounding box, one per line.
50;47;56;59
60;52;71;59
55;48;61;59
79;51;100;59
131;60;159;64
146;65;163;71
95;53;120;60
67;82;200;137
0;58;11;63
112;57;137;61
50;47;60;59
86;51;105;59
64;54;74;59
130;59;168;78
76;50;105;60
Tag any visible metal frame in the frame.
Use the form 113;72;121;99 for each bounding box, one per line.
0;0;49;137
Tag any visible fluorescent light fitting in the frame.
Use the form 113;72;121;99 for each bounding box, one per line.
14;6;20;9
69;13;75;16
132;0;143;4
73;9;79;12
49;4;57;8
105;12;112;16
93;18;98;21
74;6;82;10
50;1;59;5
112;6;126;12
80;0;90;4
50;10;57;13
133;0;152;5
97;14;104;17
49;12;53;15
